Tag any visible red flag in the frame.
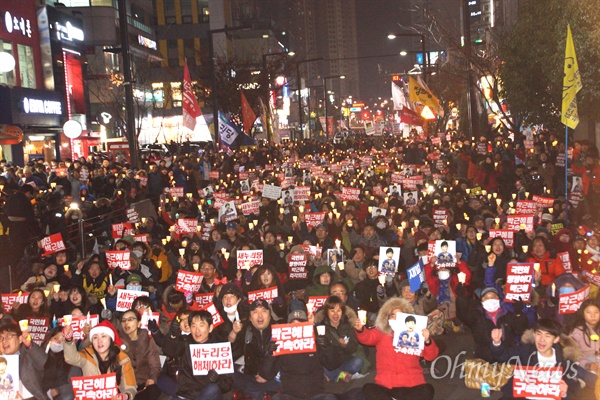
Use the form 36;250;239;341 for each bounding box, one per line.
183;59;201;131
400;107;424;127
240;91;257;134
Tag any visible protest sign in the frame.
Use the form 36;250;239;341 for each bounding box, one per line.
200;222;214;241
1;292;29;312
27;317;49;346
271;322;316;356
133;234;148;243
341;187;360;201
105;250;131;270
505;263;533;303
200;302;224;328
177;218;198;235
559;285;590;314
516;201;537;214
488;229;515;248
116;289;149;312
111;222;134;239
507;215;535;232
557;252;572;274
208;171;219;180
218;201;238;222
262;184;282;200
165;187;184;198
390;313;428;356
247;286;278;304
294;186;311;201
307;296;328;311
189;342;234;375
512;366;562;400
71;373;118;400
41;233;66;256
175;270;204;293
551;223;564;236
305;212;326;230
378;247;400;274
194;293;214;307
0;354;19;399
241;201;260;216
72;314;99;341
433;240;456;269
432;209;448;228
139;311;160;331
403;191;418;206
288;253;308;280
237;250;263;270
406;261;425;293
532;195;554;210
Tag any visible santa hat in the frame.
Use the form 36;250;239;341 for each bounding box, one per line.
89;320;126;350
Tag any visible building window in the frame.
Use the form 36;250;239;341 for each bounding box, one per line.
182;0;192;21
165;1;176;19
152;82;164;108
171;82;182;107
167;39;179;66
0;41;16;86
184;39;195;63
198;0;209;22
17;44;36;88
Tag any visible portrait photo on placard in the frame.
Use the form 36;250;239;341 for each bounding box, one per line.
434;240;456;268
302;172;312;186
219;201;238;222
403;191;418;206
378;246;400;274
572;176;583;193
371;207;387;219
0;354;19;395
327;249;344;271
282;189;295;206
390;313;427;350
240;179;250;193
388;184;402;197
203;185;214;197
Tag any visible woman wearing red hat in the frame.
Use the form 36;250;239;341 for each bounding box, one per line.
62;320;137;400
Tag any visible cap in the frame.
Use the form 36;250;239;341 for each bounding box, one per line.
220;283;242;299
226;221;238;230
131;249;143;259
249;298;269;312
480;287;499;299
89;320;125;349
288;309;308;322
126;273;142;284
541;213;553;222
315;223;328;231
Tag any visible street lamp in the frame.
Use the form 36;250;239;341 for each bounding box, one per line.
323;75;345;139
262;51;293;143
295;57;322;139
387;32;427;82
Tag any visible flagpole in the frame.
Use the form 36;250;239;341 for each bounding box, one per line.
564;126;569;224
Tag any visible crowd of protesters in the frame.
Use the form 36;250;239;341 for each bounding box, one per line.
0;129;599;400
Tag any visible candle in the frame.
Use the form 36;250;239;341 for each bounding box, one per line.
162;238;167;245
485;245;491;253
179;248;185;256
299;206;304;213
458;272;467;284
357;310;367;324
193;263;199;271
335;239;341;249
378;274;386;285
288;236;293;243
292;216;297;223
109;273;113;286
235;311;240;321
100;298;107;310
53;283;60;293
455;223;462;231
87;312;90;325
306;303;314;315
63;264;69;272
414;219;420;228
551;283;556;297
476;233;482;241
338;262;345;271
522;245;528;253
494;217;500;225
249;222;255;230
44;289;50;297
224;252;230;260
156;261;162;269
279;243;285;251
534;263;540;272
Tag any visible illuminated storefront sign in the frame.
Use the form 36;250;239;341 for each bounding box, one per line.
55;21;84;42
138;35;157;50
23;97;62;114
4;11;32;38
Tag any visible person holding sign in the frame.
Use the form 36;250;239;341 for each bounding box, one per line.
41;327;79;400
63;320;137;400
0;323;49;400
527;237;565;288
354;297;438;400
11;288;50;322
490;319;579;399
118;310;162;400
162;310;233;400
20;263;60;293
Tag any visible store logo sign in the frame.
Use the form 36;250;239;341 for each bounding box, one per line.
55;21;84;42
23;97;62;115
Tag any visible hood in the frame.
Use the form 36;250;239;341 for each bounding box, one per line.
213;239;231;254
162;283;176;305
312;265;333;285
520;329;581;362
314;305;357;326
545;273;586;297
375;297;415;335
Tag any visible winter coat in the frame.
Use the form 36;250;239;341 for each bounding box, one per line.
314;306;360;368
491;329;581;399
18;343;50;400
356;297;438;389
120;329;162;386
232;323;278;380
354;277;385;313
306;265;335;298
527;252;565;287
63;340;137;399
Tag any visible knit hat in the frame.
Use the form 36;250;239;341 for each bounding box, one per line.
126;273;142;284
480;287;499;299
249;299;270;312
89;320;125;349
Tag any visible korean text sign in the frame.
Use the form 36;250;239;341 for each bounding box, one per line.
505;263;533;303
71;373;118;400
512;366;562;400
189;342;234;376
271;322;316;356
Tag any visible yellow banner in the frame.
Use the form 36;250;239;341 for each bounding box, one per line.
408;77;440;112
561;24;582;129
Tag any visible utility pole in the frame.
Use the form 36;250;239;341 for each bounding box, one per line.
117;0;139;168
462;0;475;140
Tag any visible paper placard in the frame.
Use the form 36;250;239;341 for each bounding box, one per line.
488;229;515;248
512;366;562;400
139;311;160;331
506;215;535;232
558;252;572;274
41;233;66;256
194;293;214;307
200;302;224;328
293;186;311;202
307;296;328;310
558;285;590;314
516;200;537;214
111;222;134;239
505;263;533;303
177;218;198;235
262;184;282;200
27;317;50;346
71;373;118;400
1;292;30;312
288;253;308;280
115;289;149;312
378;247;400;274
72;314;100;341
105;250;131;270
175;270;204;293
0;354;19;399
407;261;425;293
247;286;278;304
271;322;316;355
237;250;264;270
190;342;234;376
241;201;260;216
433;240;456;269
390;313;428;357
305;212;326;230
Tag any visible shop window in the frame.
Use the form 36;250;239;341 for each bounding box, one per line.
0;41;16;86
171;82;182;107
17;44;36;88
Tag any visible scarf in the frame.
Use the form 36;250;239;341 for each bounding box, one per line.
437;278;451;304
587;245;600;262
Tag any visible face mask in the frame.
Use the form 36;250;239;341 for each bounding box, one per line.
559;287;575;295
376;222;387;230
50;342;64;353
126;284;142;291
482;299;501;313
438;270;450;281
223;302;238;314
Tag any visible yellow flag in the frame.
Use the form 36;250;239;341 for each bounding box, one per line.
409;76;440;113
561;24;582;129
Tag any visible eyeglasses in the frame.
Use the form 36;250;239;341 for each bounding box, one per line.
0;333;17;342
200;266;215;271
135;305;148;310
121;317;138;323
331;291;347;296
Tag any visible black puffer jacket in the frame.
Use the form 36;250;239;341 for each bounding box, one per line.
232;323;278;380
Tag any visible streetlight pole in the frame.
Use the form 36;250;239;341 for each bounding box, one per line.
387;33;427;82
262;51;293;143
295;57;322;139
323;75;345;140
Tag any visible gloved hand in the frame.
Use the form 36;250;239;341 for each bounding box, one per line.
169;317;181;337
101;309;113;321
316;336;330;348
376;284;385;298
207;369;219;383
147;319;160;335
513;298;525;315
419;282;429;296
267;341;279;355
455;282;466;298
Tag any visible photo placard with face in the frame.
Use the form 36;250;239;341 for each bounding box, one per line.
390;312;428;356
371;207;387;219
403;191;418;206
378;247;401;275
434;240;456;269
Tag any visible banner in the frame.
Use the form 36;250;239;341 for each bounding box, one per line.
27;317;49;346
247;286;278;304
240;91;257;134
513;366;562;400
559;285;590;314
408;76;440;112
271;322;316;356
218;111;240;147
200;302;224;328
391;80;409;111
288;253;308;280
175;270;204;293
1;292;29;312
71;373;118;400
189;342;234;375
111;222;134;239
237;250;263;270
488;229;515;248
183;59;201;132
116;289;149;312
561;24;582;129
105;250;131;270
305;212;326;230
41;233;66;256
72;314;99;341
505;263;533;303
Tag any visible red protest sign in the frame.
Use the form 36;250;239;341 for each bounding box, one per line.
237;250;263;270
27;317;49;346
208;171;220;180
71;373;118;400
200;222;214;241
512;366;563;400
488;229;515;248
247;286;278;304
105;250;131;270
189;342;234;376
307;296;328;311
165;186;184;198
72;314;99;341
177;218;198;235
41;233;66;256
427;241;436;260
1;292;29;312
194;293;214;307
532;195;554;210
559;285;590;314
175;270;204;293
133;234;148;243
241;201;260;216
432;209;448;228
582;270;600;287
506;215;535;232
200;302;224;328
271;322;316;356
111;222;135;239
341;187;360;201
373;185;384;197
288;253;308;280
505;263;533;303
305;212;326;230
402;176;423;190
516;201;537;214
115;289;149;312
293;186;311;202
557;252;572;274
